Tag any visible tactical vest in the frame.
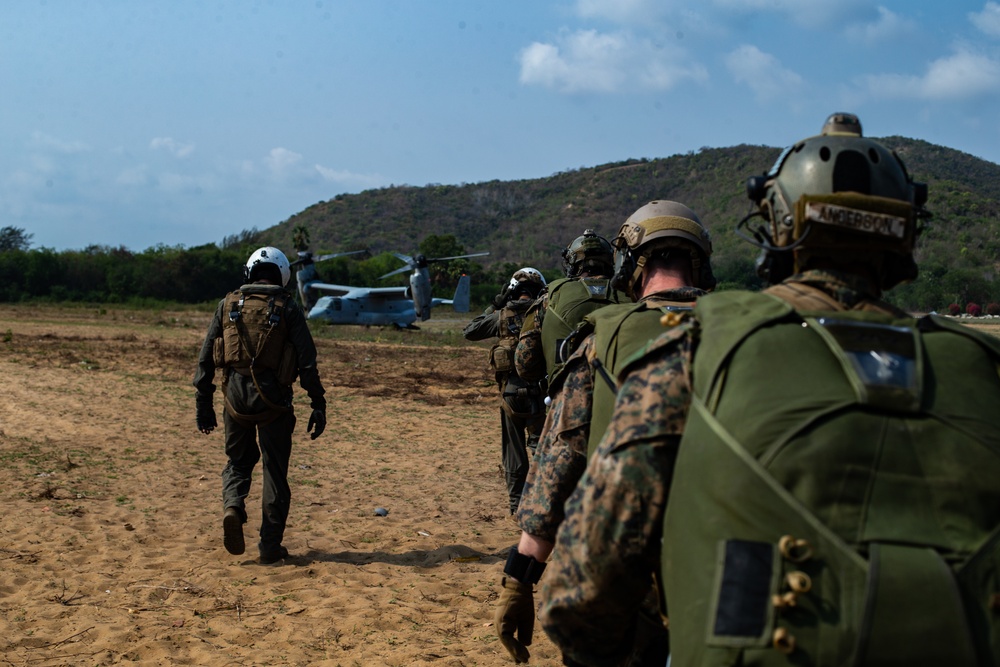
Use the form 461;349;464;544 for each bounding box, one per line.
540;276;625;380
490;299;533;378
214;285;296;386
582;298;692;457
661;289;1000;666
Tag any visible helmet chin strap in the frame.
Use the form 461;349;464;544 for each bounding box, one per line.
628;255;648;299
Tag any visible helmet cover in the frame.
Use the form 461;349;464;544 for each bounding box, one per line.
508;267;546;300
245;246;292;287
750;112;925;288
612;200;715;297
562;229;614;277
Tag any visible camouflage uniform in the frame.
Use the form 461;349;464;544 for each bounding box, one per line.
516;287;703;543
515;276;625;385
512;293;549;384
537;270;903;667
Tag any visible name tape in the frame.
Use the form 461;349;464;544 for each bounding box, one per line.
804;202;907;239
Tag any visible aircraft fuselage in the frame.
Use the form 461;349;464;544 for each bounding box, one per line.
308;295;416;328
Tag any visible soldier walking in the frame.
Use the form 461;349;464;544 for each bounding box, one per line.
193;246;327;565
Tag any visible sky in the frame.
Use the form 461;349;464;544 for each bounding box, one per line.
4;0;1000;252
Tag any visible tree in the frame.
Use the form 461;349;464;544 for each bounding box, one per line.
292;225;311;252
0;226;33;252
220;227;261;250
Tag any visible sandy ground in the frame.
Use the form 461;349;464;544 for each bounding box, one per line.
0;304;563;667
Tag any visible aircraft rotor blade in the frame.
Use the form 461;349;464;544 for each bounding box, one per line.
426;251;490;263
314;249;368;262
378;266;412;280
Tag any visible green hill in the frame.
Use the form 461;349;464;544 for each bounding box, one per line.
254;137;1000;312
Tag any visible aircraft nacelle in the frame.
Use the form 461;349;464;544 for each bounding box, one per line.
379;249;487;323
409;267;432;321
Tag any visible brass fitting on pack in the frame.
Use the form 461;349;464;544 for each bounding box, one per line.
773;627;796;654
772;570;812;609
779;535;814;563
660;310;685;327
771;591;798;609
786;571;812;594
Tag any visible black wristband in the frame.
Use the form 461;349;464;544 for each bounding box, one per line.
503;546;547;585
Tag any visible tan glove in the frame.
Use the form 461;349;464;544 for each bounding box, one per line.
494;576;534;663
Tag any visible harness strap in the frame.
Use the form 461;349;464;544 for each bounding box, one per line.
231;295;292;415
764;282;845;311
223;393;282;427
591;355;618;395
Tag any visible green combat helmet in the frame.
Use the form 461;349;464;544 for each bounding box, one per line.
561;229;614;278
611;200;715;300
740;112;929;289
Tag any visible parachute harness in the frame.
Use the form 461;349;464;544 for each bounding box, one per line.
226;292;291;420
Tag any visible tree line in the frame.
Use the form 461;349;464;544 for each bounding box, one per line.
4;213;1000;315
0;228;522;307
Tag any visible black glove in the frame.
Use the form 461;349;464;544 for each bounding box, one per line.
307;409;326;440
494;576;534;663
492;287;510;309
196;393;217;434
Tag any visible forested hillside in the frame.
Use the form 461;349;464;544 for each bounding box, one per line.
258;137;1000;312
1;137;999;313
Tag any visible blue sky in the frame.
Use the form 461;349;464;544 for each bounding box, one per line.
4;0;1000;251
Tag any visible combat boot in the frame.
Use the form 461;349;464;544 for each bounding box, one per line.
259;545;289;565
222;507;246;555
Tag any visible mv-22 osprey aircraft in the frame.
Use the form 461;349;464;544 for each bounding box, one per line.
296;250;488;329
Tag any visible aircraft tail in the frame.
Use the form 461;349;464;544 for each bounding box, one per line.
452;274;470;313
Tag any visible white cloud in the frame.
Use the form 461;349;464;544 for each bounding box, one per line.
575;0;665;23
314;164;384;188
116;166;148;186
844;6;915;43
518;29;707;94
725;45;803;101
30;131;89;154
712;0;873;29
570;1;720;39
265;147;303;175
157;172;202;193
149;137;195;158
971;2;1000;37
860;50;1000;100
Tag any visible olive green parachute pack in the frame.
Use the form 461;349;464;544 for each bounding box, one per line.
213;284;297;418
564;297;693;457
538;276;626;380
662;289;1000;666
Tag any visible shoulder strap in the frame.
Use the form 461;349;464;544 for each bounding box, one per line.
692;291;796;402
918;313;1000;359
764;281;845;311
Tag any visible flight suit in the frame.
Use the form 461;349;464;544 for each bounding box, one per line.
193;284;326;558
464;298;545;514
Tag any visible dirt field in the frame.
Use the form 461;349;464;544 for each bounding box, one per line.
3;303;998;667
0;304;564;666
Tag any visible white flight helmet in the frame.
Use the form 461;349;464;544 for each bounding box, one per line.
245;246;291;287
507;267;546;291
